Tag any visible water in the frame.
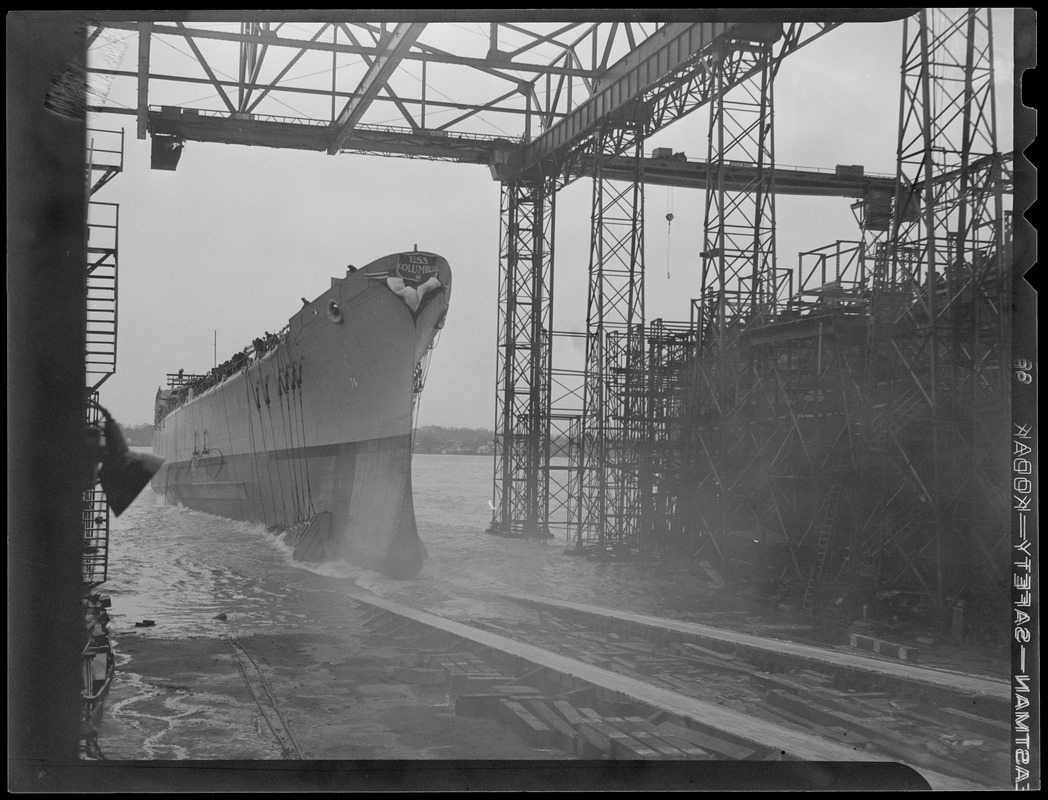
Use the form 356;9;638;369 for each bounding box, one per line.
105;453;734;640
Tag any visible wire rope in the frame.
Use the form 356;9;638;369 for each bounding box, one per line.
275;352;303;521
263;371;291;527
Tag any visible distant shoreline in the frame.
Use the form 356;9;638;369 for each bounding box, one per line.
121;423;496;455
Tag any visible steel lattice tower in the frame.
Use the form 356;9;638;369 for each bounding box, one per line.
577;120;648;554
687;33;778;571
489;178;558;537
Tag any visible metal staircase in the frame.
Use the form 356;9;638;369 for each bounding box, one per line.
82;129;123;589
85;129;122;392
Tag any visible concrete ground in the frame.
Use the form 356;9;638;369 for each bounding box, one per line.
97;627;572;763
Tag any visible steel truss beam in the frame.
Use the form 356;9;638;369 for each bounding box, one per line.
102;20;837;178
514;22;839;182
327;22;425;153
489;178;558;537
99;20;667;157
102;20;610;77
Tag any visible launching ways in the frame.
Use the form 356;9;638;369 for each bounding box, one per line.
502;592;1008;703
347;587;1006;790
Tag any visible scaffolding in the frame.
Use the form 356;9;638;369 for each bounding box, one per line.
644;319;699;561
865;7;1010;632
662;9;1012;632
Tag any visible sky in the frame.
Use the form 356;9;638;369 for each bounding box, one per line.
88;11;1016;429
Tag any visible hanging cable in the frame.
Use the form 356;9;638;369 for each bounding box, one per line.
254;373;283;527
291;359;316;516
275;348;304;521
263;373;290;527
665;186;675;280
273;357;298;520
410;333;439;449
219;379;247;521
244;370;270;527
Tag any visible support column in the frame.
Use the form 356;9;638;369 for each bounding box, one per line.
490;178;557;538
689;36;777;575
577;118;647;555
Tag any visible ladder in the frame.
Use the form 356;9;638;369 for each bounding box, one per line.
801;481;843;618
82;395;110;588
85;202;119;391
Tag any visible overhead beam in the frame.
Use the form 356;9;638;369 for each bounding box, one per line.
146;107;900;199
327;22;425;154
573;155;897;197
148;107;506;163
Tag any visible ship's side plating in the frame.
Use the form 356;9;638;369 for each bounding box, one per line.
151;251;451;577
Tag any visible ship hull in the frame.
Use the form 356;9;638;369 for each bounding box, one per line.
151;251;451;577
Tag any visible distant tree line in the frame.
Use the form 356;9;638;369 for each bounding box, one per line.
120;423;155;447
412;426;494;455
